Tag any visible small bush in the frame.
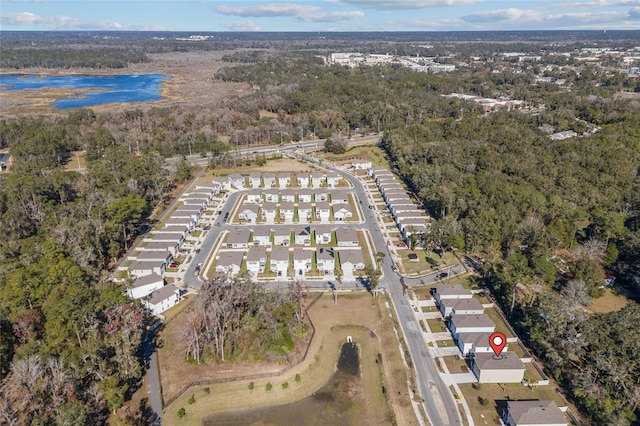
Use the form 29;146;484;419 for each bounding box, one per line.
472;383;482;391
248;381;254;390
295;374;301;382
478;396;489;406
203;387;210;395
266;382;273;391
188;394;195;405
177;408;186;418
282;381;289;389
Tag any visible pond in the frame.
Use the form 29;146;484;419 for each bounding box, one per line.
205;342;362;426
0;73;169;109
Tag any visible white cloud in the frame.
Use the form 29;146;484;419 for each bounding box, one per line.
216;2;319;17
550;0;640;8
462;8;542;23
221;20;262;31
306;10;365;21
215;2;364;22
0;11;123;29
337;0;482;9
461;7;637;28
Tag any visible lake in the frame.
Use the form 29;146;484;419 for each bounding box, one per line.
0;73;170;109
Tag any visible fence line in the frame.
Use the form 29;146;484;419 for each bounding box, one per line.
162;292;323;409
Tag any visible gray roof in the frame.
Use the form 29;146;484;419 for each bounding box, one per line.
270;247;290;262
227;229;251;244
435;284;473;296
280;201;295;210
147;284;179;305
506;400;567;425
316;248;334;261
442;298;484;312
298;202;312;210
136;250;171;261
274;228;291;237
314;225;332;235
246;247;267;262
141;241;176;251
263;201;277;211
457;332;491;348
339;249;365;266
332;203;351;213
450;313;495;329
473;352;524;370
315;201;330;211
217;251;244;267
293;248;311;261
132;273;164;289
240;204;260;214
336;227;358;243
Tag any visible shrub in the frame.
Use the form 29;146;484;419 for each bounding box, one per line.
177;408;186;418
478;396;489;406
188;394;195;405
282;381;289;389
295;374;301;382
203;387;210;395
248;381;254;390
266;382;273;391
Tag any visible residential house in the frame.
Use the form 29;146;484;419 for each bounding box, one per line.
470;352;525;384
216;251;244;276
294;227;312;246
273;228;292;246
336;227;359;247
279;202;295;223
352;160;372;170
298;189;313;203
270;247;290;277
127;260;165;278
246;247;267;277
148;232;185;253
226;229;251;249
263;190;279;203
399;220;429;241
141;241;180;257
456;332;493;356
433;284;473;305
211;177;231;192
249;172;262;188
278;172;291;188
263;172;276;188
127;273;164;299
439;298;485;317
314;225;332;245
164;216;196;231
502;400;568;426
311;171;325;188
184;192;211;207
315;202;331;223
252;229;271;247
280;189;296;203
314;190;329;202
330;190;349;204
173;204;203;221
333;204;353;221
245;189;262;204
297;202;312;222
296;173;310;188
262;202;277;223
394;210;426;224
384;191;412;204
143;284;181;316
326;171;341;188
339;249;365;282
448;314;495;339
293;248;312;278
228;173;245;189
316;247;335;276
389;203;418;215
238;204;260;223
367;166;388;178
135;250;173;266
160;225;190;238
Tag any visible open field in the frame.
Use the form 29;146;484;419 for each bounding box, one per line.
161;292;419;426
211;157;321;176
585;287;629;313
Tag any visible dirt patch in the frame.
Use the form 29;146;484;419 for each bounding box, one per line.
211;157;321;175
585;287;629;313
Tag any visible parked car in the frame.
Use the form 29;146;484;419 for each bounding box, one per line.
396;242;406;248
203;225;211;231
169;262;180;268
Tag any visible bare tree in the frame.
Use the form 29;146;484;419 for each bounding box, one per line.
562;279;592;307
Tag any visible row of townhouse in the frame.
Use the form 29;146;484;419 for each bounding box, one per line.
243;188;350;204
221;171;343;190
216;247;365;280
367;167;429;240
238;201;353;224
433;284;526;384
119;187;219;315
225;226;359;249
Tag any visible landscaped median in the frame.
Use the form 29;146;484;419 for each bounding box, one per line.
160;293;420;426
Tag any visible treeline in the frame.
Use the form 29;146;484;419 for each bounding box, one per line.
0;114;194;423
0;48;149;69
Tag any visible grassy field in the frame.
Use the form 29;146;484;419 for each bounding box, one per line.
161;292;419;426
586;287;629;313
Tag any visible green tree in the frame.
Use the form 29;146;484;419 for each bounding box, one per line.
106;196;147;251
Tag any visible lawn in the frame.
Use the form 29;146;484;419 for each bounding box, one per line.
161;293;419;426
426;318;447;333
586;287;629;313
442;355;469;374
458;382;570;426
483;307;515;339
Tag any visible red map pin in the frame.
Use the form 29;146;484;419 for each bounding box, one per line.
489;332;507;357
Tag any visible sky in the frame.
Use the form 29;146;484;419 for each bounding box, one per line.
1;0;640;32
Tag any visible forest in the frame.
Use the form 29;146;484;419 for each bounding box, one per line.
1;33;639;424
